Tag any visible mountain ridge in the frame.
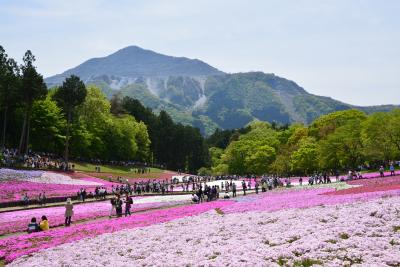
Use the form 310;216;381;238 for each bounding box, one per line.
45;46;398;135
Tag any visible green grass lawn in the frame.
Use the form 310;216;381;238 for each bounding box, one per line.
73;162;162;174
72;162;166;179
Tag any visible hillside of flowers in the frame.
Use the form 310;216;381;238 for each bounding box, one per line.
1;175;400;266
0;169;118;203
9;196;400;267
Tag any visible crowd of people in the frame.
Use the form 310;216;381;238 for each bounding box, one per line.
1;148;163;172
18;159;399;233
1;148;70;170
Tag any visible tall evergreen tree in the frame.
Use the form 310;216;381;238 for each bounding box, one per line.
54;75;87;164
1;57;20;149
18;50;47;154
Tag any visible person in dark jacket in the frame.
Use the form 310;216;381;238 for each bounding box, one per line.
125;194;132;216
116;195;123;217
28;217;40;233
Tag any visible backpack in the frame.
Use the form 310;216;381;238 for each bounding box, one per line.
129;197;133;204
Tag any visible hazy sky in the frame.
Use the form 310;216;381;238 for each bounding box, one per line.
1;0;399;106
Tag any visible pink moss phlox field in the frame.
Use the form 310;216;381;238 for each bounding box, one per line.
221;187;400;214
0;181;91;203
0;200;233;262
0;169;118;203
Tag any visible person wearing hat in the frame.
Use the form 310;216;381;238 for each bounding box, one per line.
65;198;74;226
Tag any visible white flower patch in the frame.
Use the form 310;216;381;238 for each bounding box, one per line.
205;180;243;187
132;194;192;204
34;172;102;186
0;168;102;186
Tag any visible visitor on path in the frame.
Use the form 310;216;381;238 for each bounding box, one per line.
242;180;247;196
379;166;385;177
82;189;87;202
261;181;267;192
22;193;29;207
110;196;116;218
255;181;259;194
115;195;123;217
191;193;199;203
27;217;40;233
125;194;132;216
308;176;313;185
197;187;203;203
41;192;46;206
39;215;49;231
335;170;340;182
299;177;303;186
390;163;395;176
232;183;237;197
65;198;74;226
223;191;230;199
268;179;273;190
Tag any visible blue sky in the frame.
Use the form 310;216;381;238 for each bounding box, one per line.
1;0;399;106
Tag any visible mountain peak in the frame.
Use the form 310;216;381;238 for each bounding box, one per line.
45;46;223;87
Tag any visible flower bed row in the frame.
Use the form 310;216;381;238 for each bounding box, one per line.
221;185;400;214
325;175;400;196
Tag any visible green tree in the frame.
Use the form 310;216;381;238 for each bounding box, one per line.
30;95;66;153
361;112;394;162
77;86;111;157
290;137;318;175
54;75;87;164
318;119;365;171
309;109;366;140
18;50;47;154
386;109;400;156
222;122;279;175
0;46;20;148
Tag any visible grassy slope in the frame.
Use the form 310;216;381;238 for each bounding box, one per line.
72;162;167;179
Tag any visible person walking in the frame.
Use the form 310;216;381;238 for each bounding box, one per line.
255;181;259;194
390;163;395;176
379;166;385;177
109;196;116;218
232;183;237;197
125;194;132;217
242;180;247;196
64;198;74;226
115;195;123;217
42;192;47;206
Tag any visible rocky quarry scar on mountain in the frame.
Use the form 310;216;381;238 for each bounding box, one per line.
45;46;398;136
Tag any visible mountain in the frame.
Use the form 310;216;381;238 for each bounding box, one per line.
45;45;223;87
45;46;398;135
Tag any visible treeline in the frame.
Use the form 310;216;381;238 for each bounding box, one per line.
205;109;400;176
113;97;209;172
0;46;209;172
